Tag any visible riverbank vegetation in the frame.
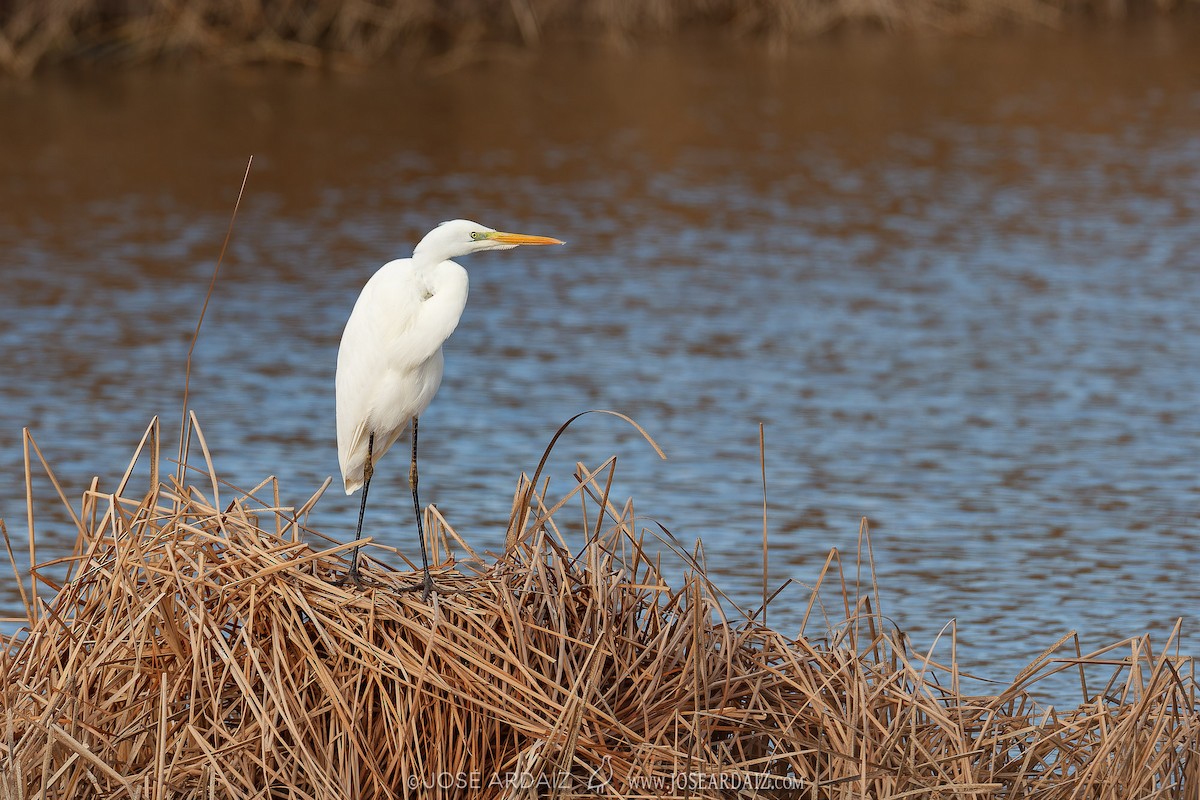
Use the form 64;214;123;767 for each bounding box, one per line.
1;418;1196;798
1;0;1196;76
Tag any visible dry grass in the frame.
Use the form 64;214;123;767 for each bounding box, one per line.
1;415;1197;799
0;0;1195;76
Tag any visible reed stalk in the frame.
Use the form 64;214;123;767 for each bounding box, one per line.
1;416;1195;798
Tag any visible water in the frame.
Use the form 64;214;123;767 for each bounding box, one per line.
1;27;1198;706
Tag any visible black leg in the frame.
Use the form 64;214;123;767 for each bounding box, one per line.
410;416;434;599
343;433;373;585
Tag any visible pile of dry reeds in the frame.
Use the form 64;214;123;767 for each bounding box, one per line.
1;0;1194;76
1;416;1198;799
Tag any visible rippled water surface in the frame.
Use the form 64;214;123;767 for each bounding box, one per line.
2;28;1198;704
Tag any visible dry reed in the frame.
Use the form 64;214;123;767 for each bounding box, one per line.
1;0;1194;76
1;414;1197;799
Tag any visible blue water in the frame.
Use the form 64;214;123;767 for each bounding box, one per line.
1;31;1198;705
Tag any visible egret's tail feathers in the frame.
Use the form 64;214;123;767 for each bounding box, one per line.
338;425;406;495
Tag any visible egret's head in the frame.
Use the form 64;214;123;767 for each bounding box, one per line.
414;219;564;260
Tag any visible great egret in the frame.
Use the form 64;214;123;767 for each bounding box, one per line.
336;219;564;595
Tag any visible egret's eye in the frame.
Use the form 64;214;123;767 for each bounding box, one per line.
470;231;484;241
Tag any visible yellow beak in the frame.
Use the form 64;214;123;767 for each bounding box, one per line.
488;231;565;246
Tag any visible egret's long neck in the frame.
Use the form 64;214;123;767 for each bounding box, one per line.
410;245;452;282
413;233;470;267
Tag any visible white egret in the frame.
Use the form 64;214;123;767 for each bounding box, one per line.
336;219;564;595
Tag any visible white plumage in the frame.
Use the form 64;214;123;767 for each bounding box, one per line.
334;219;564;588
336;253;467;493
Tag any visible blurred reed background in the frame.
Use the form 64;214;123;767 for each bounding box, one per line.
0;0;1195;77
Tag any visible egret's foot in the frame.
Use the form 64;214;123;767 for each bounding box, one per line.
421;571;435;601
333;564;364;587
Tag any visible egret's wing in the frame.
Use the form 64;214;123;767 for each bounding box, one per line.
337;261;411;491
335;257;466;493
345;258;468;371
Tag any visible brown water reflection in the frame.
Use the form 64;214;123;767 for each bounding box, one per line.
1;26;1198;704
